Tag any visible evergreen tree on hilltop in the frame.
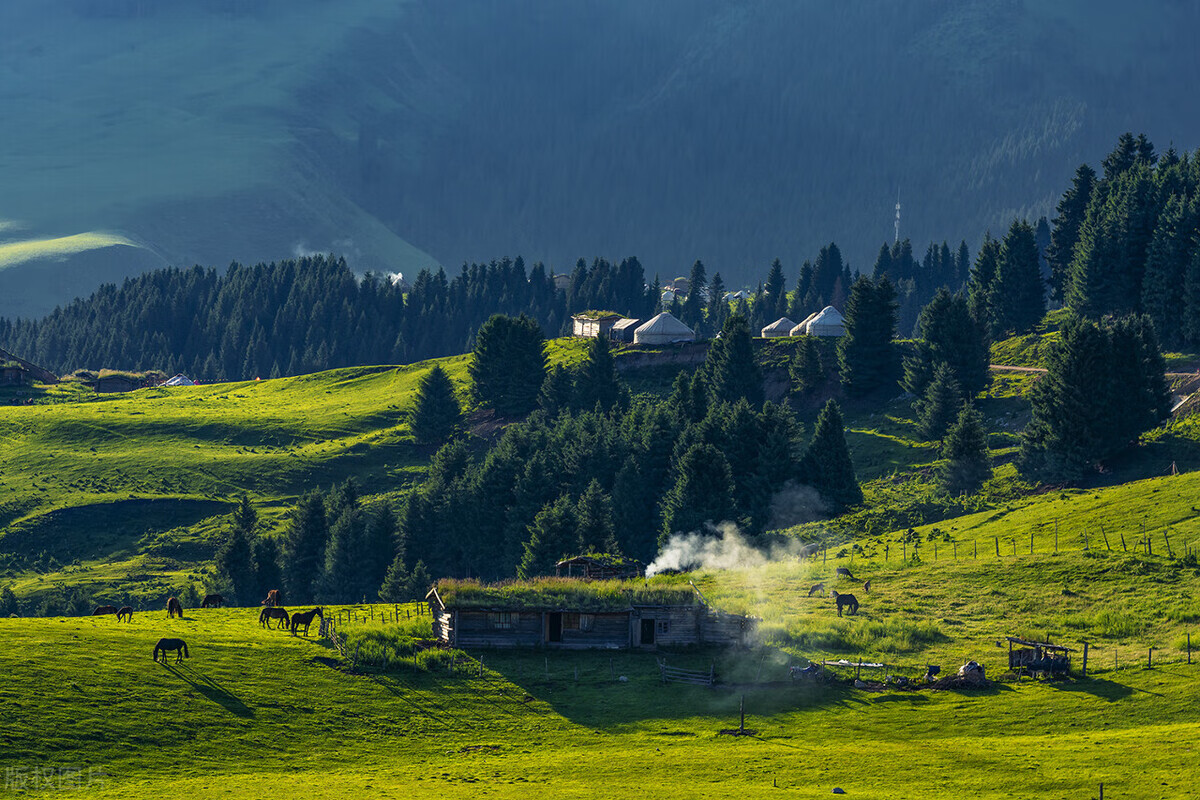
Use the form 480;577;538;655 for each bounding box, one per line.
789;335;824;396
411;364;462;447
1103;315;1170;447
763;258;787;319
902;288;989;400
572;334;623;413
707;272;729;331
518;496;577;579
1046;164;1097;304
252;536;282;600
837;275;899;396
914;362;962;442
1185;248;1200;347
990;219;1046;335
281;490;329;603
660;443;736;542
704;314;764;407
378;554;411;602
940;402;992;494
799;399;862;512
319;508;370;602
680;260;708;333
470;313;547;417
215;498;258;605
575;479;617;554
1141;195;1199;347
967;235;1001;330
538;364;575;417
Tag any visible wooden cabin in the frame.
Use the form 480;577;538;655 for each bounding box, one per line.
0;348;58;384
556;554;644;580
0;363;33;387
427;580;756;651
96;374;143;393
572;312;622;339
1006;636;1073;675
609;318;642;344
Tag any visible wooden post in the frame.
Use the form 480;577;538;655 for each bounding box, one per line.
1081;642;1088;678
739;695;746;734
903;541;906;562
1120;529;1127;552
823;539;827;564
994;536;1000;557
1101;525;1111;551
974;540;977;559
1012;538;1017;557
953;542;957;560
934;542;937;560
1099;783;1103;800
1188;633;1192;665
856;658;862;680
1164;530;1173;558
1083;527;1089;551
885;544;889;561
1055;519;1058;553
1031;530;1034;554
1148;647;1153;669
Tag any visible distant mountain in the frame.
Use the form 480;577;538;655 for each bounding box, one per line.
2;0;1198;318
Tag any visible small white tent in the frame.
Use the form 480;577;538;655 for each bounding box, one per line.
790;311;821;336
634;312;695;345
160;374;196;387
804;306;846;337
761;317;796;338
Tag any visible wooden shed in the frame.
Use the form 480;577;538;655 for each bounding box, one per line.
96;373;143;393
0;348;58;384
556;554;644;580
0;363;34;387
572;312;622;339
1007;636;1073;675
427;579;756;651
609;318;642;344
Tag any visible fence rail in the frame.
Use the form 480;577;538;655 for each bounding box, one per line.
657;658;715;686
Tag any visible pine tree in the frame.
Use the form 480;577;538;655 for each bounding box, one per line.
1185;248;1200;347
706;272;728;331
991;219;1045;335
799;400;861;511
470;314;547;416
411;364;462;447
575;479;617;553
319;509;370;602
660;443;736;541
837;276;899;396
704;315;763;407
518;496;577;578
763;258;787;319
281;490;329;603
0;585;17;616
940;402;992;494
538;364;575;416
914;362;962;442
680;260;708;333
572;335;622;412
905;288;989;399
378;554;410;602
251;536;282;600
1141;195;1198;347
788;335;823;396
967;235;1001;330
1046;164;1096;303
407;561;432;600
214;517;257;606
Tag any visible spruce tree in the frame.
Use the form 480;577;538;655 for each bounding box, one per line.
991;219;1045;335
470;313;547;416
518;496;577;578
763;258;787;318
575;479;617;553
378;554;410;602
215;497;258;605
573;335;622;412
704;315;764;407
538;364;575;416
251;536;282;600
1141;195;1197;347
788;335;823;396
837;275;899;396
680;260;708;333
905;288;989;399
799;400;862;511
940;402;992;494
319;509;370;602
967;235;1001;329
914;362;962;442
1046;164;1097;303
411;364;462;447
660;443;736;542
281;490;329;603
408;561;432;600
1185;248;1200;347
706;272;728;331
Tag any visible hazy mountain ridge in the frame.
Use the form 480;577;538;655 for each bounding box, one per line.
2;0;1198;318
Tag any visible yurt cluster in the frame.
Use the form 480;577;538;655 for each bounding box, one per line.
571;304;844;346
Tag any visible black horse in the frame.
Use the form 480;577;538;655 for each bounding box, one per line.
167;597;184;618
117;606;133;622
831;590;859;617
290;607;323;636
153;638;190;664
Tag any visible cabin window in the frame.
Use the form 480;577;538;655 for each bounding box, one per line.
489;612;514;630
561;613;595;632
657;621;670;634
579;614;594;632
563;613;580;630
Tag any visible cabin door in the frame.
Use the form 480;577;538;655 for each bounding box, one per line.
547;613;563;643
640;618;656;646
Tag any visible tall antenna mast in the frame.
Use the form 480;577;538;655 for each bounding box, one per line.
894;190;902;244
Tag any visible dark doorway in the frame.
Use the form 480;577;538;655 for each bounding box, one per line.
547;613;563;643
640;618;656;646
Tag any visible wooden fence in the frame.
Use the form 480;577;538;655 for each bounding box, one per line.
657;658;715;686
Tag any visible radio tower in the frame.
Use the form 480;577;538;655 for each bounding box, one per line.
894;191;901;243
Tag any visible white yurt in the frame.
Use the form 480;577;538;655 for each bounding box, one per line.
633;312;695;345
790;311;821;336
805;306;846;337
160;373;197;387
761;317;796;338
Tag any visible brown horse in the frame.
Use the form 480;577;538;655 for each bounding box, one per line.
830;590;859;617
261;589;283;608
167;597;184;618
259;607;291;629
807;583;825;597
117;606;134;622
92;605;118;616
290;607;323;636
200;594;225;609
153;638;189;663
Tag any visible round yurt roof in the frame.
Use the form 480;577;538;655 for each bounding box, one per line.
761;317;796;337
805;306;845;336
634;312;695;344
791;311;821;336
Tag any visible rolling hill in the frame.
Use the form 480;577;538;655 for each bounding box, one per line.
4;0;1200;317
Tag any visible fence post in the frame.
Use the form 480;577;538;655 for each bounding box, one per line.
953;542;957;560
1188;633;1192;665
934;542;937;560
974;540;977;559
1055;519;1058;552
1081;642;1088;678
994;536;1000;557
1148;647;1153;669
1101;525;1111;551
1030;531;1034;555
1164;530;1173;558
1120;530;1127;552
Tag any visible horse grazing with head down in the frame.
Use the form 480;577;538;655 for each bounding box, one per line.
259;607;290;629
830;590;859;617
167;597;184;618
807;583;825;597
200;594;224;609
117;607;133;622
92;605;118;616
153;638;189;664
290;607;323;636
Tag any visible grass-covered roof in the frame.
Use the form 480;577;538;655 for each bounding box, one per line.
433;578;698;611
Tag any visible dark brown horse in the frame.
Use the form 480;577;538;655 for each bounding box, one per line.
167;597;184;618
200;594;225;609
290;607;323;636
835;567;857;580
117;606;133;622
153;638;189;663
831;590;859;617
261;589;283;608
259;607;291;629
92;605;118;616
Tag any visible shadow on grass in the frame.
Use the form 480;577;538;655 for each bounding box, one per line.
1047;677;1134;701
162;663;255;717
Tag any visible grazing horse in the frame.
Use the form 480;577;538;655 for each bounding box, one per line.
167;597;184;618
92;605;118;616
830;590;859;617
117;606;133;622
807;583;825;597
200;594;225;609
835;567;856;580
259;607;291;630
153;638;189;664
290;607;323;636
863;580;871;594
261;589;283;608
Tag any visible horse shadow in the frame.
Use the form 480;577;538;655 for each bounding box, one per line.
1047;677;1134;701
161;663;255;718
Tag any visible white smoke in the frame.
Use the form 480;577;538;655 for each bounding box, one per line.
767;482;830;530
646;522;766;577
